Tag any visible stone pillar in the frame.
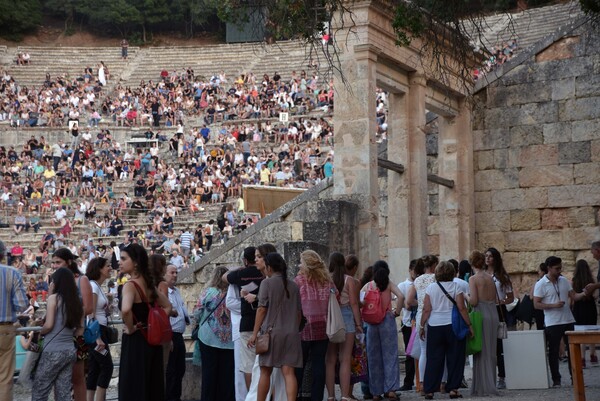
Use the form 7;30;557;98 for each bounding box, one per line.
386;73;429;281
333;44;380;267
437;99;474;260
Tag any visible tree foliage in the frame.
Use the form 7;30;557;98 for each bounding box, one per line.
0;0;42;38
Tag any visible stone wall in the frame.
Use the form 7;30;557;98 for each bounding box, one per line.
473;24;600;292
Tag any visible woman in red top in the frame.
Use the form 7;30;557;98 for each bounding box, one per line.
294;250;333;401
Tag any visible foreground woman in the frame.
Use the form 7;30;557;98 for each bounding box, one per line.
119;243;172;401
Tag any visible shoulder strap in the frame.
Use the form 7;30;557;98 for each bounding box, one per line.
200;294;226;327
436;281;458;307
129;280;150;306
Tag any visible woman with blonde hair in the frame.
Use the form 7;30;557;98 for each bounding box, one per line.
294;250;333;401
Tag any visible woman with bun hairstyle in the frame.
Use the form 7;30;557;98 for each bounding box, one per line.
119;243;172;401
361;260;403;400
51;247;93;401
32;267;84;401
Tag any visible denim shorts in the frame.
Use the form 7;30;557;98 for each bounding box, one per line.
341;304;356;334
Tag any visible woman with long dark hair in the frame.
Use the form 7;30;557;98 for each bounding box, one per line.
249;252;302;401
118;243;172;401
361;260;403;400
85;257;114;401
32;267;84;401
325;252;363;401
572;259;598;366
484;247;513;389
51;247;92;401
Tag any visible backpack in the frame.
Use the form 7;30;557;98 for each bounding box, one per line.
361;282;386;324
130;281;172;346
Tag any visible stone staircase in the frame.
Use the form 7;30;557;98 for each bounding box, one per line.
3;46;140;89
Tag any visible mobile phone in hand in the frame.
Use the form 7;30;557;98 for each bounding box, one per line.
95;345;108;356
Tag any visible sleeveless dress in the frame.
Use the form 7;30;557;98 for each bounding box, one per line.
119;302;165;401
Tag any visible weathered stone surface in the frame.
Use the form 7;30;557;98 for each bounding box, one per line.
551;78;576;100
473;128;510;150
475;191;492;212
542;122;572;144
574;163;600;184
283;241;330;276
535;36;580;63
562;227;600;250
592;140;600;162
558;141;591;164
476;232;505;252
489;81;552;107
499;64;534;86
506;230;564;251
572;120;600;142
475;211;510;233
475;150;494;170
427;216;439;236
575;73;600;97
474;169;519;191
518;144;558;166
427;235;440;256
510;209;541;231
559;96;600;121
494;149;509;169
503;250;575;274
541;208;570;229
531;57;594;82
522;102;559;125
519;165;573;187
492;187;549;211
291;222;303;241
426;132;438;155
428;194;439;216
568;207;596;227
548;184;600;207
510;125;543;147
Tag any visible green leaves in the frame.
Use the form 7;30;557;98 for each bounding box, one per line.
0;0;42;37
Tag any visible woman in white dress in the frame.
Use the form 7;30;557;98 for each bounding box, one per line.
98;63;107;86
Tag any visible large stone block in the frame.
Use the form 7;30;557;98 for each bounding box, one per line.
473;127;510;150
542;122;572;144
476;232;506;252
499;64;534;86
559;96;600;121
551;78;575;100
541;208;570;229
572;120;600;142
510;209;541;231
475;150;494;170
427;235;440;256
506;230;564;252
515;101;559;126
558;141;591;164
574;163;600;184
492;187;549;211
518;144;558;166
475;191;492;212
519;165;573;187
575;73;600;97
474;169;519;191
475;211;510;233
494;149;509;169
427;215;439;236
532;58;594;82
568;207;596;227
562;227;600;250
283;241;330;276
592;140;600;162
510;125;543;147
548;184;600;207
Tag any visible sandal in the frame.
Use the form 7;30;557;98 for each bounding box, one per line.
385;392;399;400
449;391;463;399
424;394;434;400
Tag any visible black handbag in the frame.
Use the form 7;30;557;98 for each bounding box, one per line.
105;325;119;344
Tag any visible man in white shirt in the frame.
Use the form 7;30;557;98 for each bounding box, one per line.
533;256;585;387
170;250;185;271
165;265;190;401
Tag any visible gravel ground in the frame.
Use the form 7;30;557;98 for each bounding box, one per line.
13;355;600;400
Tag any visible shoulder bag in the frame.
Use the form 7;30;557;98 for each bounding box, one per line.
256;299;284;355
466;305;483;355
130;281;173;346
494;282;508;339
436;281;470;340
326;287;346;343
191;293;226;341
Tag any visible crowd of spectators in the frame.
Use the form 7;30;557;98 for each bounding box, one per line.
473;40;518;81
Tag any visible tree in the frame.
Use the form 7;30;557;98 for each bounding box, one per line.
0;0;42;38
170;0;219;38
79;0;142;38
130;0;170;42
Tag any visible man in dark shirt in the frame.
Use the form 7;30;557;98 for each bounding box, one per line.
222;247;263;388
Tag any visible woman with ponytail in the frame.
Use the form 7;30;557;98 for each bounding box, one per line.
51;247;92;401
118;243;172;401
248;252;302;401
